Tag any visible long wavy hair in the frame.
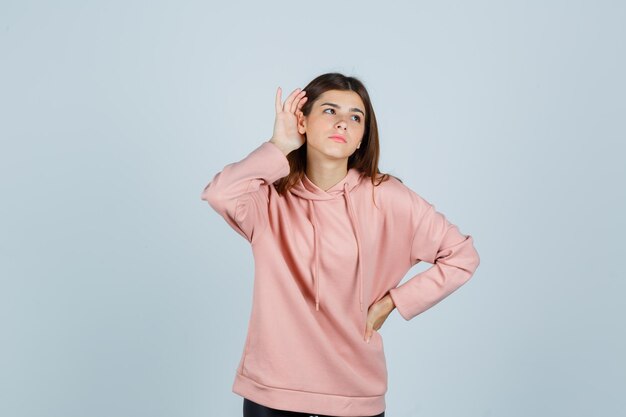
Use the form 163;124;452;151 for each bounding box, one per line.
274;72;402;206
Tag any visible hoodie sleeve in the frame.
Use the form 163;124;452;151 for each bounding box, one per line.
200;141;291;243
388;189;480;321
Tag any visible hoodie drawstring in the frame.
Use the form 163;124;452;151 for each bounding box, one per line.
308;199;321;311
344;182;365;313
306;183;364;313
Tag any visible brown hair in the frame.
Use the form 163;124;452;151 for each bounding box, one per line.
274;72;402;206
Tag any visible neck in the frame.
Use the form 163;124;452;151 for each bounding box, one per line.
305;162;349;192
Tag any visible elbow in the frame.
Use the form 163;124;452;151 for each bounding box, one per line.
470;239;480;273
459;234;480;274
459;243;480;287
200;184;212;202
200;183;213;202
447;235;481;280
458;240;480;279
201;171;226;205
474;248;480;271
443;234;481;274
200;183;224;212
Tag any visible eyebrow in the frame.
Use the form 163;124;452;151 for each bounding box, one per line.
319;102;365;117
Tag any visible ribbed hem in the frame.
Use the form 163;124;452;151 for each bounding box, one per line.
232;372;386;417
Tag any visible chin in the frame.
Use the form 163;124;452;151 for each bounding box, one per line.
307;142;349;159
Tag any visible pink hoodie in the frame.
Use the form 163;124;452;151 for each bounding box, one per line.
201;140;480;416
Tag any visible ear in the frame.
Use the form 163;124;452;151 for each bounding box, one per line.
297;112;306;135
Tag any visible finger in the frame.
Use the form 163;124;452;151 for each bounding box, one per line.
291;94;307;115
283;88;301;112
298;95;308;109
364;324;373;343
275;87;282;114
289;90;306;114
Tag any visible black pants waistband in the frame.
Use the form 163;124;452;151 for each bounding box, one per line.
243;397;385;417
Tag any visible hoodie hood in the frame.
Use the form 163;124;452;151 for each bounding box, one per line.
290;167;367;313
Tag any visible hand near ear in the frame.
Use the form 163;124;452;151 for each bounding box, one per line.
269;87;308;156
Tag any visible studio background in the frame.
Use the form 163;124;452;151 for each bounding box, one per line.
1;1;624;416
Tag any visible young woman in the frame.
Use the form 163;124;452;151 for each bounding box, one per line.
201;73;481;417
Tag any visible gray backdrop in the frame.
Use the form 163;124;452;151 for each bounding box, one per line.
1;1;624;416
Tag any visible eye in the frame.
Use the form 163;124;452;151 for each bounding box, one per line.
323;108;362;123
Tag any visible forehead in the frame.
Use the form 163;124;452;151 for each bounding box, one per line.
315;89;365;109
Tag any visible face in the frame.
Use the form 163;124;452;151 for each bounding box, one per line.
297;89;366;162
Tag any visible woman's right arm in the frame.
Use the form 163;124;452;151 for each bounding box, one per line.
200;140;290;243
200;87;308;243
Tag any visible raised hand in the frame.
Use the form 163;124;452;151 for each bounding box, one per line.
269;87;308;155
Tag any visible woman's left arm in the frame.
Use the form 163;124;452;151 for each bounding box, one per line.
387;189;481;322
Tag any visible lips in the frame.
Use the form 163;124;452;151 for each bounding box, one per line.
329;135;346;143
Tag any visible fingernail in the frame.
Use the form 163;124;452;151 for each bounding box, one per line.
366;336;371;344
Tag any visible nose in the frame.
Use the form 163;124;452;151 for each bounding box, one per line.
335;119;347;130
